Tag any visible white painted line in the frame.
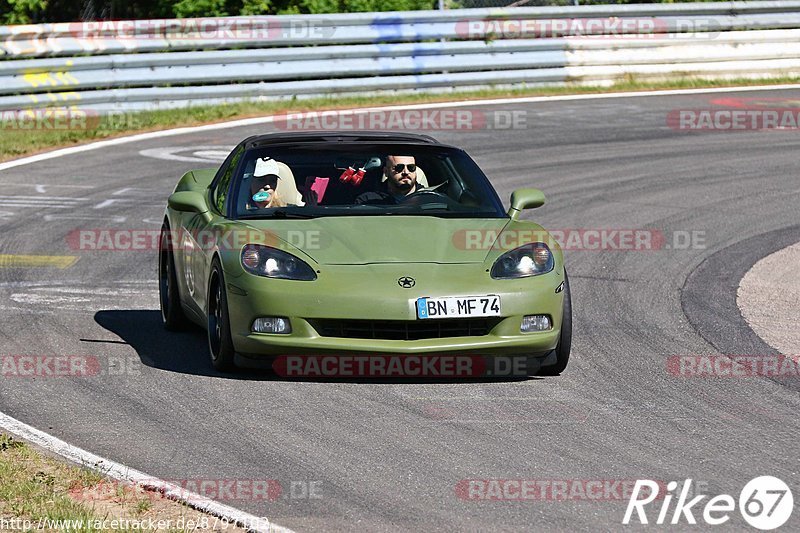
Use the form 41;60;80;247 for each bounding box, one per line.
44;214;127;222
0;195;85;200
0;411;293;533
140;146;233;163
93;199;120;209
5;184;95;190
0;200;80;205
0;203;73;208
1;83;799;173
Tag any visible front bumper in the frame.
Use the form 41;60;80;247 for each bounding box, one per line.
225;263;565;358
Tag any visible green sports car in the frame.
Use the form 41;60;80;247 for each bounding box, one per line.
159;131;571;376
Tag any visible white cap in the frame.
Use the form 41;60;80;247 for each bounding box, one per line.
254;157;280;178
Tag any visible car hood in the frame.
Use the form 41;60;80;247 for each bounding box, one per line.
238;217;512;265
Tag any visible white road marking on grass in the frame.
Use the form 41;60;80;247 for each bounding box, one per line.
0;412;293;533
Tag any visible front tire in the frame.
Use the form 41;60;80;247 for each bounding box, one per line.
538;270;572;376
159;223;189;331
207;259;237;372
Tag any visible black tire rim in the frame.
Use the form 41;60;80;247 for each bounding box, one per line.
159;232;170;322
208;279;222;359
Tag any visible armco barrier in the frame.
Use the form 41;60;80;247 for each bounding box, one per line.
1;2;799;113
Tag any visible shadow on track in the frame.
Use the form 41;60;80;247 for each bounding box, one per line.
93;309;223;377
93;309;540;384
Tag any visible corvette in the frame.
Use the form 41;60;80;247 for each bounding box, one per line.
159;131;571;375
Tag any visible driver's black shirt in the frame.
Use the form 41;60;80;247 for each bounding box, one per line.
354;183;424;205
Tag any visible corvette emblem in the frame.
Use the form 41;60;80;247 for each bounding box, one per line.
398;276;416;288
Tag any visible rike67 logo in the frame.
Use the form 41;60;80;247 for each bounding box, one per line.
623;477;793;530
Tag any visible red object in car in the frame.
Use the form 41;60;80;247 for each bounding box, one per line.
352;168;366;186
339;167;355;183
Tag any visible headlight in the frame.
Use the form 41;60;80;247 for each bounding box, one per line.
241;244;317;281
490;243;554;279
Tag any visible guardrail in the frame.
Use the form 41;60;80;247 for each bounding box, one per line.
1;2;799;114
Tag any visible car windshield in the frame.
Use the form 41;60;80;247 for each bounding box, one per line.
231;143;506;219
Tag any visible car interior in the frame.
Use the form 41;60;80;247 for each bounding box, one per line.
236;150;483;214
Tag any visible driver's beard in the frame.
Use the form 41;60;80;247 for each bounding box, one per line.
395;179;414;192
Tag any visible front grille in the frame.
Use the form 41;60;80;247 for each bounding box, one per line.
308;318;499;340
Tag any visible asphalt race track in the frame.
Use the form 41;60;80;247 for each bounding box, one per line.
1;88;799;531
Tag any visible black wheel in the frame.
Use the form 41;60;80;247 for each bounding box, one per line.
159;223;189;331
207;259;237;372
538;270;572;376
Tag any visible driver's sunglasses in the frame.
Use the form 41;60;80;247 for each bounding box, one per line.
392;163;416;174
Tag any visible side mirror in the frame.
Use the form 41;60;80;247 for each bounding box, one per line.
508;188;546;220
168;191;208;214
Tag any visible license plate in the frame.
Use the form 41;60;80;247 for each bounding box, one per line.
416;295;501;319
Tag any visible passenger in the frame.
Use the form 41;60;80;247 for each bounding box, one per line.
247;159;287;209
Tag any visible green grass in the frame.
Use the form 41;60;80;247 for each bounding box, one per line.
1;75;799;162
0;433;227;532
0;435;98;528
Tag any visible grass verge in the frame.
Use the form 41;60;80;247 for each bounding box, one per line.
1;75;799;163
0;433;247;532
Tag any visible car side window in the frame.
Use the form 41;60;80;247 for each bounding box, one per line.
213;146;244;214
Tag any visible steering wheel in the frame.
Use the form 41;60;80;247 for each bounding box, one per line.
399;189;451;203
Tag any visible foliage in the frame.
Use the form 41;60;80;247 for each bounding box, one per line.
0;0;727;24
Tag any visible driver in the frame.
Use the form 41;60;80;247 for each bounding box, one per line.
355;155;423;205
